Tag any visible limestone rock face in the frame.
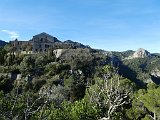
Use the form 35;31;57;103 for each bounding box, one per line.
151;68;160;78
132;48;150;58
54;49;63;58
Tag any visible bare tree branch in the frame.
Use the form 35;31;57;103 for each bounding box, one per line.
87;68;131;120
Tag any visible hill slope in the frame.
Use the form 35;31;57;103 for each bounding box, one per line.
0;40;7;47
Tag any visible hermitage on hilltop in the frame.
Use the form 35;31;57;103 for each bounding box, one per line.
10;32;60;54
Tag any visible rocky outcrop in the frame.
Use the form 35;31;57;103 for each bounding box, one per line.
132;48;151;58
145;78;153;83
127;48;151;59
0;73;22;81
0;73;11;78
54;49;63;58
151;68;160;78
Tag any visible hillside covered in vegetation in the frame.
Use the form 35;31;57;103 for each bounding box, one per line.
0;43;160;120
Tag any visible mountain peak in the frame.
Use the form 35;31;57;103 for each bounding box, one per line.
133;48;150;58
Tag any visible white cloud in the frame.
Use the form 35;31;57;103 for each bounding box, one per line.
1;30;19;39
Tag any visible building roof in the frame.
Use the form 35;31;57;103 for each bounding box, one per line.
33;32;61;42
33;32;54;38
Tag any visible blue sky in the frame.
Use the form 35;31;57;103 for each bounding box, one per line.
0;0;160;52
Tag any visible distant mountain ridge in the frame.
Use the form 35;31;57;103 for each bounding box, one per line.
63;40;90;49
105;48;160;85
110;48;157;60
0;40;7;47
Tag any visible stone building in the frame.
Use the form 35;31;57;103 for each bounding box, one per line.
10;32;60;53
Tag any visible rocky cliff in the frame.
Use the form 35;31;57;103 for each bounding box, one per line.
126;48;151;59
132;48;151;58
151;68;160;78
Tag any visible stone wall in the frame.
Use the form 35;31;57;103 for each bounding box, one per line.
9;32;60;53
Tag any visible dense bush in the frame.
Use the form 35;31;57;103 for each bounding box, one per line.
0;45;160;120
